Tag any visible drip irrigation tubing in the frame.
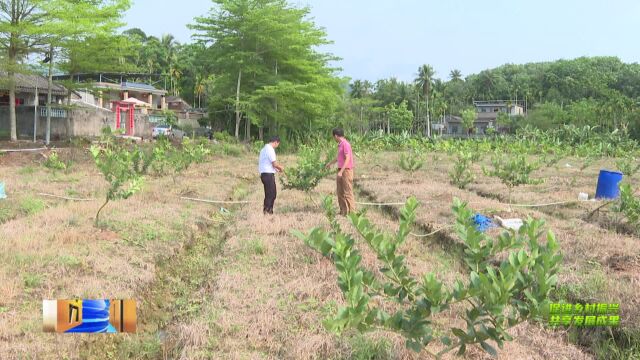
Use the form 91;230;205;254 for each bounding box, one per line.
37;193;95;202
181;196;256;204
0;147;48;153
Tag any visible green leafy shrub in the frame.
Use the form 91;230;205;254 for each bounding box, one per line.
399;151;424;174
221;143;243;157
252;140;264;154
151;138;212;182
450;151;475;189
90;141;152;225
44;151;68;171
295;196;562;358
616;183;640;229
484;154;541;204
616;156;640;178
151;136;173;175
182;138;211;164
281;145;336;193
213;131;235;143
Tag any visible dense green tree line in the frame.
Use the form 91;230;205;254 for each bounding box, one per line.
4;0;640;142
343;57;640;137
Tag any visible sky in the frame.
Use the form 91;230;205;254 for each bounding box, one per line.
124;0;640;82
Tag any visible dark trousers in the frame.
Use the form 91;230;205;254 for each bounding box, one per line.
260;173;277;214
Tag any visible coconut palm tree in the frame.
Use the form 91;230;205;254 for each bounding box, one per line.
450;69;463;82
169;64;182;96
415;64;435;137
363;80;373;96
161;34;177;60
479;70;499;100
351;79;364;98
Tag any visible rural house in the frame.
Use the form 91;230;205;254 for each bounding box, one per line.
0;72;79;139
0;72;74;107
53;73;169;111
440;100;525;136
58;73;205;128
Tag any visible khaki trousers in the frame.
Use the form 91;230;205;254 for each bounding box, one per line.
337;168;356;215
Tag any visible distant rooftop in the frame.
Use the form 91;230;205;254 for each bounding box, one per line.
473;100;524;107
121;82;160;92
0;71;68;96
93;81;167;95
52;73;167;94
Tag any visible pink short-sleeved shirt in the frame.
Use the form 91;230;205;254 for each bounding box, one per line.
337;138;354;169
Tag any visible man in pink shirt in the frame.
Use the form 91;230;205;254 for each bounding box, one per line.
326;128;356;215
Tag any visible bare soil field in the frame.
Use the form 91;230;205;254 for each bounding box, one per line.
0;146;634;359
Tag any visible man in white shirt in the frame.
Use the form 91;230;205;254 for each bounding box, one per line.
258;136;284;214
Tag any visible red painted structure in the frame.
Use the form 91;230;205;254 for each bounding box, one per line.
111;101;135;136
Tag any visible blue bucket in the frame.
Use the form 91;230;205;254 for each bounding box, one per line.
0;182;6;199
595;170;623;199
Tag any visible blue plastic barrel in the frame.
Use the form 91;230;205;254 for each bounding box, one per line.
595;170;623;199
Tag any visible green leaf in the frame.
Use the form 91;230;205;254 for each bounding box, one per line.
481;341;498;357
451;328;467;340
457;343;466;356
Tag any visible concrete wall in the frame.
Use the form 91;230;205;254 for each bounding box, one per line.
134;114;154;139
71;107;114;137
0;105;155;140
0;106;68;140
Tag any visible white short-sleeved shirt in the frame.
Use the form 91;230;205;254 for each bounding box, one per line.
258;144;277;174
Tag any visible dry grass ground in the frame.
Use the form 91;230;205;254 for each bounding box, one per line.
0;146;624;359
0;147;248;359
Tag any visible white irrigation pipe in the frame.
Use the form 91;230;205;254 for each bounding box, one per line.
356;201;407;206
410;225;454;238
510;200;580;208
0;147;48;153
180;196;256;204
38;193;95;202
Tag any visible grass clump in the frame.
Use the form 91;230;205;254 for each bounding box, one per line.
19;196;46;216
340;333;394;360
18;166;36;175
216;143;243;157
23;273;43;288
246;239;266;256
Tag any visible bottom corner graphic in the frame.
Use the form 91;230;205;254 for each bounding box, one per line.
43;299;136;333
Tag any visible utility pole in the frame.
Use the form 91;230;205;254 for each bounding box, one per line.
426;93;431;137
33;84;38;142
234;69;242;139
46;45;54;146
